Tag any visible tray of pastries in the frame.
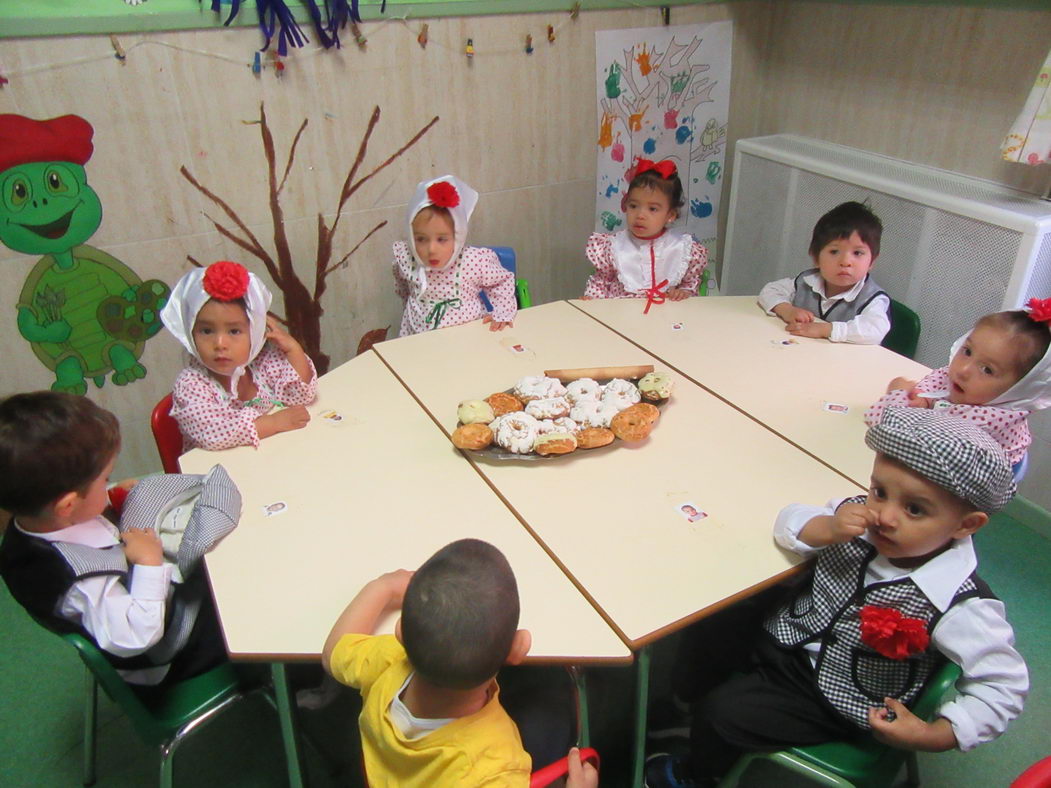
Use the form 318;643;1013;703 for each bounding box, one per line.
449;365;673;459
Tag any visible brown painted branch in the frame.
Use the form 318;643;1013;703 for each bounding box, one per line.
180;165;278;277
278;118;309;197
259;104;296;288
322;219;387;280
186;256;205;268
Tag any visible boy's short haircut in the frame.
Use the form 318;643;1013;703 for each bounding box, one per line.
0;392;120;517
808;201;883;260
976;310;1051;380
864;407;1014;513
401;538;520;690
628;169;685;211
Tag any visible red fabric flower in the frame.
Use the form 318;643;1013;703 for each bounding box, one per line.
202;260;250;301
426;181;460;208
859;605;930;660
1027;297;1051;325
635;158;677;179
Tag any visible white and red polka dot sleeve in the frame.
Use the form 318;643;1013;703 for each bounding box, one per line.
170;363;261;451
677;240;709;295
584;233;620;299
254;345;318;406
392;242;411;302
863;387;912;427
914;368;949;395
474;249;517;322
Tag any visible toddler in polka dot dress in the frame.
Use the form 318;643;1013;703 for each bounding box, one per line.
864;299;1051;473
392;175;516;336
160;260;318;451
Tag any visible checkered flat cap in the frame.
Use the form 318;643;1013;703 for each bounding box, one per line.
865;407;1015;513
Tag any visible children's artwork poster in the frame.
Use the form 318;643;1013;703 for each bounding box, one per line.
594;22;732;254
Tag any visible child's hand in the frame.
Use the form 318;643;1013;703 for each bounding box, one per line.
905;388;933;409
566;747;599;788
868;698;957;752
256;405;311;439
482;315;514;332
886;377;916;393
112;478;139;492
665;287;691;301
375;569;414;610
121;527;163;566
786;320;831;339
265;316;303;355
799;502;877;547
773;303;814;325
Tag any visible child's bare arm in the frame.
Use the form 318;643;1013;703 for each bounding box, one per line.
868;699;957;751
322;570;413;673
772;302;815;325
797;502;876;547
786;319;831;339
255;406;310;438
665;287;692;301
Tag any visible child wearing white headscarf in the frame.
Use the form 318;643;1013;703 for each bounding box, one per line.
392;175;516;337
160;260;317;451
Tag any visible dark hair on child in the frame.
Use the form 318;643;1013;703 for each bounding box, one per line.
401;538;520;690
808;201;883;260
976;310;1051;379
413;204;454;227
0;392;120;517
628;167;685;212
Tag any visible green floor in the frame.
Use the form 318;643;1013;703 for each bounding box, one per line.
1;502;1048;788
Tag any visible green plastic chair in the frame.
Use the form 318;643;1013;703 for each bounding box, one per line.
882;299;922;360
719;660;962;788
486;246;532;309
62;632;268;787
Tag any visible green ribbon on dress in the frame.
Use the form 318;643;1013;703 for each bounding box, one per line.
425;297;462;329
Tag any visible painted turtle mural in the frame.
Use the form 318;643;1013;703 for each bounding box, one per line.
0;114;169;394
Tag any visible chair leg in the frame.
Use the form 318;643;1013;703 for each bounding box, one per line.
569;665;590;748
905;751;921;786
82;667;98;786
159;743;175;788
630;645;652;788
272;662;310;788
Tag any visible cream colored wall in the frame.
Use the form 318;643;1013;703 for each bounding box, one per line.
0;5;762;480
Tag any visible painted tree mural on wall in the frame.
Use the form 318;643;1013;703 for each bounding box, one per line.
180;104;438;374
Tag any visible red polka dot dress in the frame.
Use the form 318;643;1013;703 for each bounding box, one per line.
863;367;1030;464
583;230;708;299
392;243;516;337
170;345;318;451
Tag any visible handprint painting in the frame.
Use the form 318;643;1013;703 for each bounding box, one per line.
0;114;169;394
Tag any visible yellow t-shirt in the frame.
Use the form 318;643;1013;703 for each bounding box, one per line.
329;633;531;788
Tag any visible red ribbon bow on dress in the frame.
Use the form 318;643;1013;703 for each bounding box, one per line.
1026;297;1051;324
859;605;930;660
642;240;669;315
635;158;677;179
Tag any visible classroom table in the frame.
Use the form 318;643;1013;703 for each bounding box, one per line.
571;296;931;488
181;350;630;786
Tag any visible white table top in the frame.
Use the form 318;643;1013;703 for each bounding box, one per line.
571;296;932;488
374;302;860;647
183;350;630;663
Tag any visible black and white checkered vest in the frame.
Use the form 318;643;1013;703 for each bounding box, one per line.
792;269;887;322
763;500;990;729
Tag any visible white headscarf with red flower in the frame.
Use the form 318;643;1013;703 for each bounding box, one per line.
946;297;1051;412
404;175;479;296
161;261;273;393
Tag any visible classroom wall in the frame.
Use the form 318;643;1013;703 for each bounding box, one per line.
1;2;1049;506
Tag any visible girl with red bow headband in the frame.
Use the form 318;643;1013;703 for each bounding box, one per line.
583;158;708;313
160;260;318;451
392;175;517;336
865;298;1051;479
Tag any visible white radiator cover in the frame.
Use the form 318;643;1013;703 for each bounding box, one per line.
723;134;1051;368
723;134;1051;507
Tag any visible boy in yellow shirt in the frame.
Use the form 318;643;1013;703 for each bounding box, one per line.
323;538;597;787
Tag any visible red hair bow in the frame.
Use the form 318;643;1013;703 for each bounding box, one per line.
426;181;460;208
859;605;930;660
635;158;677;179
202;260;250;301
1027;297;1051;324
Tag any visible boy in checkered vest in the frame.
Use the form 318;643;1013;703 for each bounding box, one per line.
646;407;1028;788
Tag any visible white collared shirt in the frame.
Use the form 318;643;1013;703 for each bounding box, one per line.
775;500;1028;751
758;271;891;344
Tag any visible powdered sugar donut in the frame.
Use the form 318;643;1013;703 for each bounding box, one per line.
536;417;580;435
566;378;603;404
493;412;541;454
513;375;567;402
569;400;620;429
601;378;642;411
526;396;571;420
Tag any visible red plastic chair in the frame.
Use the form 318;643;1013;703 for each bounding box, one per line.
151;393;183;474
531;747;600;787
1014;756;1051;787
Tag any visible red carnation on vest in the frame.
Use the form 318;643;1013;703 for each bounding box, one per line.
859;605;930;660
426;181;460;208
202;261;250;301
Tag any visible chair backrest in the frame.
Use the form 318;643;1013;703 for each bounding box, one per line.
882;299;921;359
1013;756;1051;788
151;393;183;474
481;246;531;310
